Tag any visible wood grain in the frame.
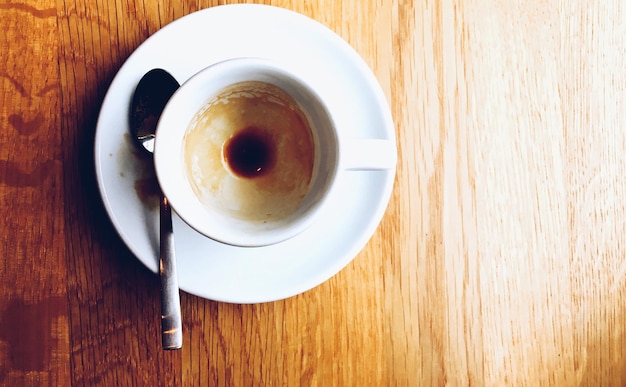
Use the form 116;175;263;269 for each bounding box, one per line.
0;0;69;385
0;0;624;385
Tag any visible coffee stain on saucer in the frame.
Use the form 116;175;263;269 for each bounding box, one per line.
119;133;160;211
134;174;160;211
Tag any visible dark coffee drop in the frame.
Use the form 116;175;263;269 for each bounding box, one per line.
225;126;276;178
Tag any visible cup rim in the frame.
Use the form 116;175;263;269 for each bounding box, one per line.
153;57;341;247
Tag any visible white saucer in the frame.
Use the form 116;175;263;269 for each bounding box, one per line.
94;4;396;303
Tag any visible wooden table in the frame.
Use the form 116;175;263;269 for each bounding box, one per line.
1;0;625;385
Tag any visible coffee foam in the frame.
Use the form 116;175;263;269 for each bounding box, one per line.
183;81;314;223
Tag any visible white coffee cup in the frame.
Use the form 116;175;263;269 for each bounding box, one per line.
154;58;396;247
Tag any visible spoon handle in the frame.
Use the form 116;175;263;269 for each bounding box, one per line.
159;194;183;350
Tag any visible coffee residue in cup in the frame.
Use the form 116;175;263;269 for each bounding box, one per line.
183;81;315;223
224;125;277;178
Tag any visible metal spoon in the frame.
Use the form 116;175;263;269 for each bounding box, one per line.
130;68;182;350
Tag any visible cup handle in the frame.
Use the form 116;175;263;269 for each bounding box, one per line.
342;139;397;171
